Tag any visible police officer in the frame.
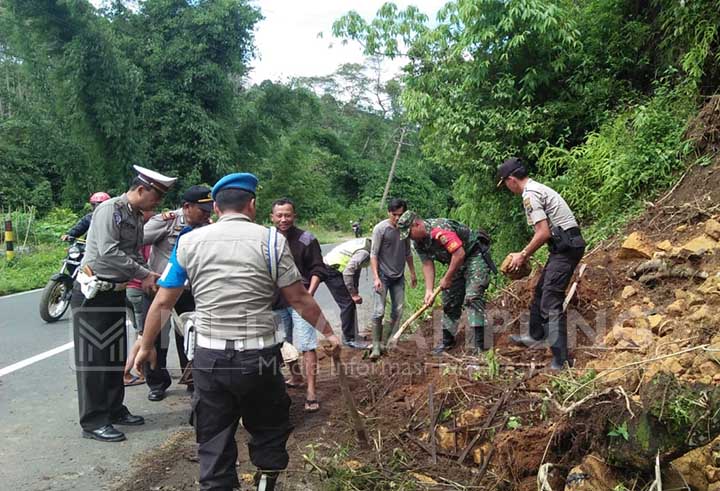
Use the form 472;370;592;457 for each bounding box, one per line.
72;165;176;442
135;173;341;491
497;157;586;370
397;211;492;354
142;185;213;401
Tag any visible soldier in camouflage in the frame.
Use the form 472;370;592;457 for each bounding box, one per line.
397;211;491;354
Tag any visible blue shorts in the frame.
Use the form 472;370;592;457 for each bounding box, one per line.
273;308;317;352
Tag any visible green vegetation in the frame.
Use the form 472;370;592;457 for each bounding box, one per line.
608;421;630;441
0;244;66;296
3;0;720;299
0;0;449;229
334;0;720;258
549;368;598;402
0;208;77;295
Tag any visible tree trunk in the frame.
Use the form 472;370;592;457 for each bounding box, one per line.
379;127;406;209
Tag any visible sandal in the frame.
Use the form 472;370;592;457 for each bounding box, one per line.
285;379;305;389
305;399;320;413
124;374;145;387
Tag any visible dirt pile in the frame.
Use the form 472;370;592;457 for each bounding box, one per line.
305;115;720;489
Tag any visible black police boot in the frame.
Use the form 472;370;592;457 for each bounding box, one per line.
473;326;486;354
254;470;279;491
549;346;572;370
432;329;455;355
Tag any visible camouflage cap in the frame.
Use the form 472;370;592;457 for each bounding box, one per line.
397;210;417;240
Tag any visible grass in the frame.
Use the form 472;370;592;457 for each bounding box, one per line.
0;243;66;295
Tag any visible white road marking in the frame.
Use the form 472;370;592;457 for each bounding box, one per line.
0;288;42;300
0;342;73;377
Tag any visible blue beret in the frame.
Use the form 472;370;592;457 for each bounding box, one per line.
211;173;258;200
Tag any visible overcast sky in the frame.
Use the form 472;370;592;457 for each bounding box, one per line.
247;0;446;84
91;1;446;84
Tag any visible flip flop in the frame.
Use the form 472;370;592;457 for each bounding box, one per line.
124;374;145;387
304;399;320;413
285;380;305;389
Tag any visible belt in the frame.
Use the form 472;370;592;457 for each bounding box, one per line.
565;227;582;236
97;281;127;292
196;331;283;352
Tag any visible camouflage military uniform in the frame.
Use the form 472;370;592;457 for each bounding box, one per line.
413;219;490;342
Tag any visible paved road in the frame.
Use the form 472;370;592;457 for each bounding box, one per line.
0;243;374;491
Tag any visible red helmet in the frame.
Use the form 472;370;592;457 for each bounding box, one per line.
89;192;111;204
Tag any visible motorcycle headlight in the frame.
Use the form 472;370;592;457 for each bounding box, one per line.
68;246;82;259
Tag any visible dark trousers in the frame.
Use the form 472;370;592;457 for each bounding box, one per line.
146;290;195;392
528;246;585;361
192;345;292;490
324;269;358;342
71;284;129;431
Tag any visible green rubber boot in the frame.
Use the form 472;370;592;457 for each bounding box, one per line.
370;320;382;360
381;318;399;353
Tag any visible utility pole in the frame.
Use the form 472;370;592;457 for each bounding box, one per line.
379;126;407;209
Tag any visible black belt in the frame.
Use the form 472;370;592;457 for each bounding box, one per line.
565;227;582;236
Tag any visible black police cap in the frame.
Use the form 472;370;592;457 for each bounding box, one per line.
182;185;213;211
496;157;526;187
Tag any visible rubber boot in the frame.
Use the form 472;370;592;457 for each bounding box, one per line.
381;318;398;353
254;471;279;491
473;326;486;354
549;346;571;370
370;320;382;360
432;329;455;355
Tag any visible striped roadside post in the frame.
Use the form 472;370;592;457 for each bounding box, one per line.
5;220;14;261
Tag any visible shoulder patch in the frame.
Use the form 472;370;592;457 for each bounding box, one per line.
298;231;316;246
523;197;533;214
113;210;122;225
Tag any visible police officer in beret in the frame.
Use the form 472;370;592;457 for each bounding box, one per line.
497;157;586;370
136;172;341;491
142;185;213;401
72;165;176;442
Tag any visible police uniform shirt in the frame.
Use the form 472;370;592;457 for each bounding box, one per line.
81;194;150;282
522;179;579;230
158;213;302;341
144;208;188;274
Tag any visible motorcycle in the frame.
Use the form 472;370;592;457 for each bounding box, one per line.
39;238;85;322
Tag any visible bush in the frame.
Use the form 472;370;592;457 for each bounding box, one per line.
537;84;695;223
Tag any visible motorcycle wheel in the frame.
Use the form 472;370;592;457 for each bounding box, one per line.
39;279;72;323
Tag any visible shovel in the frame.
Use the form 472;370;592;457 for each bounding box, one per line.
386;285;442;350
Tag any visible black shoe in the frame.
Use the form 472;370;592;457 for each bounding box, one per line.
148;389;167;402
549;358;574;370
111;412;145;426
509;334;544;348
186;384;194;393
432;330;455;355
82;424;126;442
